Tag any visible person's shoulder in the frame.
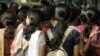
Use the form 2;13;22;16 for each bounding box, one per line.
72;28;80;33
31;30;42;36
30;30;44;42
17;23;25;31
36;30;42;34
0;28;5;37
0;28;5;32
66;26;79;34
69;29;81;38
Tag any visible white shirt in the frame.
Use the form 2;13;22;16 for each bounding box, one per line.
23;30;46;56
11;23;25;54
17;23;25;31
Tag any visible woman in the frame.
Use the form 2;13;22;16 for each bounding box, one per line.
40;5;55;34
45;4;71;56
22;9;46;56
63;6;81;56
77;12;92;56
80;7;100;56
87;7;100;56
10;6;31;55
0;10;17;56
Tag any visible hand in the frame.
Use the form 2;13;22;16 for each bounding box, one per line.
89;31;100;38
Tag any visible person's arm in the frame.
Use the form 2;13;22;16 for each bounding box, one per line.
79;37;91;56
82;31;100;54
90;31;100;48
10;29;19;55
74;44;80;56
91;43;100;48
73;30;81;56
39;45;46;56
13;29;19;42
79;39;85;56
39;32;46;56
83;37;92;54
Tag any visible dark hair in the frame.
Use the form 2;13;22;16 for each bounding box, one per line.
1;10;17;39
24;9;44;40
83;24;92;38
68;6;81;23
0;3;2;12
17;6;31;23
9;2;18;14
9;2;18;9
1;3;7;12
47;4;70;50
41;0;50;6
0;3;8;28
0;3;7;14
49;22;67;50
87;7;100;26
40;5;55;21
79;13;89;24
54;4;70;22
19;5;30;10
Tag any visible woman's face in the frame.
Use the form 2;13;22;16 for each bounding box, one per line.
26;16;30;26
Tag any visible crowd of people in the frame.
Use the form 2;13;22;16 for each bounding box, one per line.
0;1;100;56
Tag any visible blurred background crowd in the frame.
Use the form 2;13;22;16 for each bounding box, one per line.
0;0;100;56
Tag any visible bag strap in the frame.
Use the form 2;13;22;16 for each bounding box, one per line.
22;40;29;50
60;26;75;47
16;36;29;55
18;36;29;51
47;26;74;48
